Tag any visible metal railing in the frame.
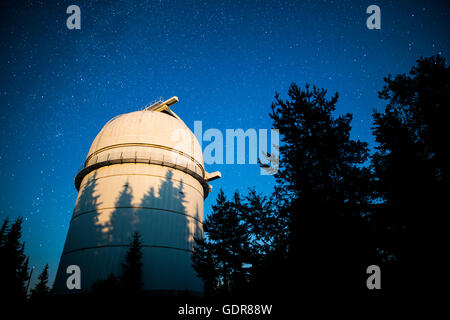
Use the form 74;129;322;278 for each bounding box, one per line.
74;150;210;198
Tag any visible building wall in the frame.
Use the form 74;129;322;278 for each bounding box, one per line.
54;163;204;294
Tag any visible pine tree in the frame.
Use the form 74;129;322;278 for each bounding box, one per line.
0;217;9;248
239;189;288;295
120;232;143;294
30;264;50;299
269;83;376;295
0;217;29;303
372;55;449;292
192;190;252;296
191;237;217;296
92;273;119;295
0;218;10;278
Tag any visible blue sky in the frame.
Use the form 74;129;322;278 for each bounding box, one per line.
0;0;448;287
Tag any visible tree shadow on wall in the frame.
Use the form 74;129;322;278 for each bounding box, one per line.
94;169;203;293
71;172;106;246
54;172;106;292
57;168;204;295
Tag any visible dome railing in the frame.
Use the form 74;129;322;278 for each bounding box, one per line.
75;149;210;198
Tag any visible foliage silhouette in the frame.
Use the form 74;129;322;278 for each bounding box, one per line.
53;172;106;292
30;264;50;299
194;82;379;299
91;273;119;296
268;83;376;296
193;190;250;296
0;217;30;303
372;54;449;292
192;188;283;297
0;217;9;245
193;56;447;300
120;231;143;294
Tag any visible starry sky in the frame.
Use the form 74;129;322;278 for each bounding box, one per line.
0;0;448;288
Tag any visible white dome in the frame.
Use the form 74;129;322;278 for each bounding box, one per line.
75;99;220;193
86;109;204;172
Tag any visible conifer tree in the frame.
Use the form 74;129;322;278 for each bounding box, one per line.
191;237;217;296
92;273;119;295
0;217;29;302
372;55;449;292
120;232;143;294
269;83;375;295
0;217;9;247
193;190;252;296
30;264;50;299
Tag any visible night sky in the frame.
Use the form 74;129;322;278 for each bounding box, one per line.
0;0;448;288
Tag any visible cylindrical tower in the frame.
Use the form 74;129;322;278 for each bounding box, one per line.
54;97;220;295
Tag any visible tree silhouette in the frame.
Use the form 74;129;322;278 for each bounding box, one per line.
193;70;448;299
30;264;50;299
192;236;218;297
120;231;143;294
0;217;30;303
192;189;286;297
193;190;252;296
107;182;135;244
91;273;119;296
53;172;106;292
0;217;9;246
238;188;288;296
372;55;449;292
269;83;376;295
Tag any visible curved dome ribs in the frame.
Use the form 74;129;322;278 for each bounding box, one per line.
75;97;220;198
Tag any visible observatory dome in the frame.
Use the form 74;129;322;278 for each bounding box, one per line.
75;100;220;197
86;110;204;169
54;97;220;295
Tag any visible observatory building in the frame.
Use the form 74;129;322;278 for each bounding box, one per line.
54;97;220;295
